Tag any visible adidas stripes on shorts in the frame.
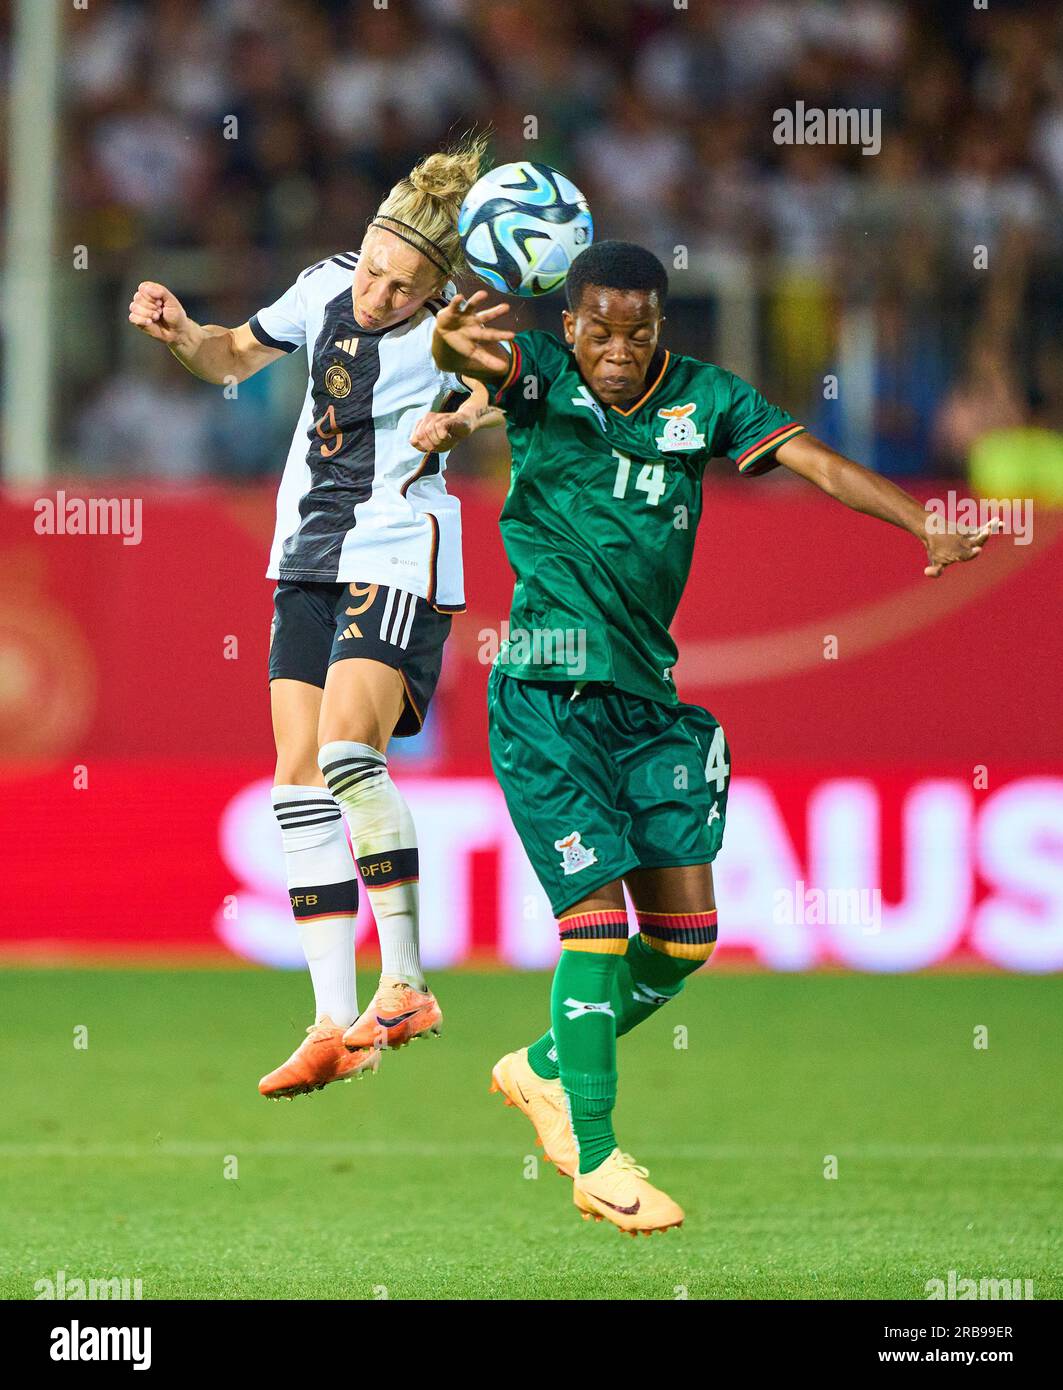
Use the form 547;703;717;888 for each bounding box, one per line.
268;580;451;737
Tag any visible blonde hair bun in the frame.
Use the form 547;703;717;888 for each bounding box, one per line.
373;131;491;279
408;143;485;201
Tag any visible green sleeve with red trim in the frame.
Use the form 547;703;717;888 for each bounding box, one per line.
489;330;570;428
717;372;805;476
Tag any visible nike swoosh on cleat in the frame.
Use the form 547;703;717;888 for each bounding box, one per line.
376;1009;420;1027
515;1080;530;1104
595;1196;641;1215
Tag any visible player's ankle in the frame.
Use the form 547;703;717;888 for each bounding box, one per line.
578;1143;617;1176
381;971;428;992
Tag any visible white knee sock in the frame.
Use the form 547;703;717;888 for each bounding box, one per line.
271;785;359;1027
317;741;425;990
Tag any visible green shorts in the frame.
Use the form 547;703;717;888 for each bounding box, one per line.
487;669;731;916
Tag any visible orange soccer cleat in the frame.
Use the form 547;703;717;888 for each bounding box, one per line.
342;979;442;1052
572;1149;685;1236
258;1016;379;1099
489;1047;578;1178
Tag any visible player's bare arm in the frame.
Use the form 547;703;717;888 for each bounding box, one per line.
128;280;283;384
431;289;515;381
775;431;999;579
409;377;506;453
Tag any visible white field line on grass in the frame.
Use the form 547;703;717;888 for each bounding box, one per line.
1;1141;1062;1161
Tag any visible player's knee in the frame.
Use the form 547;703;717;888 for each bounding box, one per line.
270;784;343;852
557;907;629;956
640;935;715;965
317;740;388;804
318;715;392;752
637;908;718;964
273;758;325;788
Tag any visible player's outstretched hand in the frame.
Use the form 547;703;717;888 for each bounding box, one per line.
433;289;514;377
409;410;473;453
128;281;189;344
923;518;1002;578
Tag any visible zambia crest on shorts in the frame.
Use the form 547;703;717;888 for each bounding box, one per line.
654;402;705;452
554;831;598;876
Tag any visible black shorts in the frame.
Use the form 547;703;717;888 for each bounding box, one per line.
268;580;452;737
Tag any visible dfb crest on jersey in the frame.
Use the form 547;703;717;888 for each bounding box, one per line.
655;402;705;452
554;830;598;875
325;363;352;398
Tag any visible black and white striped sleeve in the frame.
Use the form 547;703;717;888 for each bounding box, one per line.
249;269;309;354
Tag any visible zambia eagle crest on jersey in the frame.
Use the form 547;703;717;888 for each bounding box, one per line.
654;403;705;452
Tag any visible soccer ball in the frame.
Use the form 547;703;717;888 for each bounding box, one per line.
458;162;593;297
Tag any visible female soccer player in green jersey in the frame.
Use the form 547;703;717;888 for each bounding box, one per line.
433;239;997;1235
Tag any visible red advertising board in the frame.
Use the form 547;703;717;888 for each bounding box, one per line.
2;479;1061;968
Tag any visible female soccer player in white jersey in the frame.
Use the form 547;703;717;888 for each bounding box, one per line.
129;136;501;1098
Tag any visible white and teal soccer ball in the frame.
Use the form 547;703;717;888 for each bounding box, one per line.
458;162;593;297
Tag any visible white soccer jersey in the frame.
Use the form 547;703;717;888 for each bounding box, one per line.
250;251;468;611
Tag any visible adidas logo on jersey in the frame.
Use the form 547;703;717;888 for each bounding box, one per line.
333;337;359;356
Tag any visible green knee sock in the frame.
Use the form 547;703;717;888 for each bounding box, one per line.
527;934;704;1081
550;949;620;1175
613;933;704;1037
526;1029;559;1079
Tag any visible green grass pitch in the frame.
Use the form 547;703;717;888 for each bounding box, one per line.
2;967;1060;1300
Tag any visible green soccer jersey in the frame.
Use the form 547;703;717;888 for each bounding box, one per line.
489;329;805;704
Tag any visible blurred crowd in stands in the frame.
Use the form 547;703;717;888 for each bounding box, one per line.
6;0;1063;492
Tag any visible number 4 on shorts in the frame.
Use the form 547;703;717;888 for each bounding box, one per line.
704;725;730;794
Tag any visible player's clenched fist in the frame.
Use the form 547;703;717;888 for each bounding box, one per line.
409;410;473;453
128;281;189;344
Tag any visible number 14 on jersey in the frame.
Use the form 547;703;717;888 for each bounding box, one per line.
612;450;666;506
